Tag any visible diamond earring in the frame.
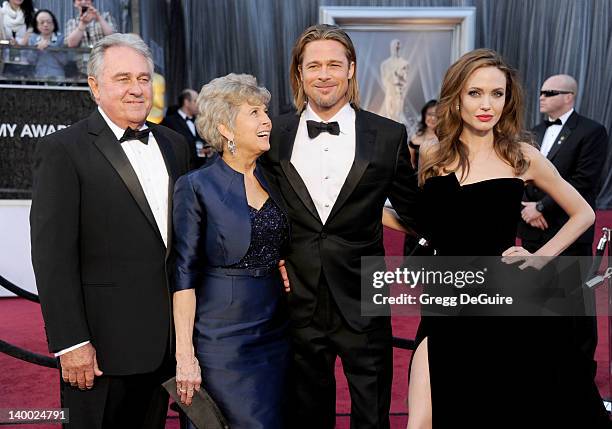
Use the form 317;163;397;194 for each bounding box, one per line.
227;139;236;155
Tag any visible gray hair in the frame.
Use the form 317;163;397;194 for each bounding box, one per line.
87;33;154;79
195;73;271;152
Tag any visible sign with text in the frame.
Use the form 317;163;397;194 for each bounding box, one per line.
0;86;95;199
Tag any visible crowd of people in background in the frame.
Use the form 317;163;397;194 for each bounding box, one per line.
0;0;219;168
0;0;114;79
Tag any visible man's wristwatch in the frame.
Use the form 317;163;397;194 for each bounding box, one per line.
535;201;544;212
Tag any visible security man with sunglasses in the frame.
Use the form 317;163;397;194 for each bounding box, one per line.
518;74;608;386
520;74;608;258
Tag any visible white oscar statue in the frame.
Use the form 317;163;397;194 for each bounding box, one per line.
379;39;410;125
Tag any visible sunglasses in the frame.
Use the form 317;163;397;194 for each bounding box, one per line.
540;90;573;97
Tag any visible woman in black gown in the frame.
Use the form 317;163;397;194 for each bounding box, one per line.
407;49;609;428
408;99;438;170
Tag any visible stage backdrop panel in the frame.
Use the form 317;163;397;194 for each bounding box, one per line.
0;85;95;199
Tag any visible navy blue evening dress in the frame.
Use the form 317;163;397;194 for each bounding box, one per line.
173;157;290;429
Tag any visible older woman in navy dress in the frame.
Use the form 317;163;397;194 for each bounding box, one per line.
172;73;290;428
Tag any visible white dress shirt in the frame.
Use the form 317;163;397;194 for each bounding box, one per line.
291;103;356;224
177;108;196;137
540;108;574;157
55;107;170;357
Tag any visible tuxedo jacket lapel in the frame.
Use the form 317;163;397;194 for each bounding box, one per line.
327;110;375;223
278;117;322;224
534;124;546;150
175;114;196;139
547;112;578;161
255;163;287;214
88;111;164;245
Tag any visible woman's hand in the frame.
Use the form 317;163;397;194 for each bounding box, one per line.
175;354;202;406
172;282;198;403
501;246;551;270
36;38;50;51
278;259;290;292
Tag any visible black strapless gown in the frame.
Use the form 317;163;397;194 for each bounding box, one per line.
413;172;610;428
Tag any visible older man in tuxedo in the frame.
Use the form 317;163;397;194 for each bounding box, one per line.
31;33;193;428
261;24;418;429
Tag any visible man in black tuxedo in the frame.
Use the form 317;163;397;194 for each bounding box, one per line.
30;33;193;429
519;74;608;255
261;25;418;429
518;74;608;368
161;88;211;168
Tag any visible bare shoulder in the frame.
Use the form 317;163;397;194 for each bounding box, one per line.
518;141;540;159
409;133;422;144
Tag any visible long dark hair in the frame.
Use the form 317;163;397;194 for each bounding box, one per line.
416;99;438;136
21;0;36;30
419;49;531;186
32;9;59;35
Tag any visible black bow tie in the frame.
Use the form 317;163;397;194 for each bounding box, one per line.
185;116;195;122
306;120;340;139
544;118;562;128
119;127;151;144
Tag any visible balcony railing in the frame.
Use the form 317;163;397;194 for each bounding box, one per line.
0;41;92;86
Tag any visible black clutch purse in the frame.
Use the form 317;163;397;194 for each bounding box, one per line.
162;377;230;429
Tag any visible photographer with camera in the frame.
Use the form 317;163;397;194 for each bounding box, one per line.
64;0;115;76
65;0;114;48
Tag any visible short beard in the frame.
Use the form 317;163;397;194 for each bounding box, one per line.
313;93;343;108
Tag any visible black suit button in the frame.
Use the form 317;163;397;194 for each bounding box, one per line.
321;233;327;239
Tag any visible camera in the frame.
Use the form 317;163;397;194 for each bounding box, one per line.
81;6;88;14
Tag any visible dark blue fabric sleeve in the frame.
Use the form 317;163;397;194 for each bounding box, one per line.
173;173;206;292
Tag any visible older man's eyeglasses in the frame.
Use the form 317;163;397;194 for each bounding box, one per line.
540;90;574;97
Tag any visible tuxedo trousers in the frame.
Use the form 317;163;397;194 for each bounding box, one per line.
288;275;392;429
60;350;173;429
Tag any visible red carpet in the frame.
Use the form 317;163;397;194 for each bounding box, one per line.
1;211;610;428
